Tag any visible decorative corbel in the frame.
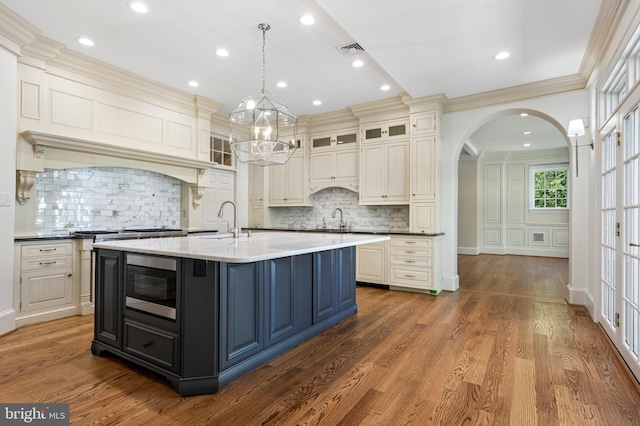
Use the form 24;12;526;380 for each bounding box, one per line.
33;144;45;158
191;186;206;208
16;170;37;204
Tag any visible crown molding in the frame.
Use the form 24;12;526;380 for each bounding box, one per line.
349;95;410;124
194;95;222;118
0;4;38;55
444;74;587;113
308;109;359;133
579;0;629;80
402;93;448;114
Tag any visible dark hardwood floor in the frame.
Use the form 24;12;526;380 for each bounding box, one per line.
1;254;639;425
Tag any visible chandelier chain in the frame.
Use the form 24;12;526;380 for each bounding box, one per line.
259;23;270;95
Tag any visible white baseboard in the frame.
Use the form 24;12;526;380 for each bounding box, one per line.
443;274;459;292
567;283;595;314
0;308;16;336
458;247;479;255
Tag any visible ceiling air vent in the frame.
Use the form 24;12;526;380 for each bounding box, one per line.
336;42;365;57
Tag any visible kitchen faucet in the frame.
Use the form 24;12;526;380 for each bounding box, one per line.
218;201;240;238
331;208;346;231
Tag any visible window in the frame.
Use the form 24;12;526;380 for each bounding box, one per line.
529;165;569;209
210;135;234;168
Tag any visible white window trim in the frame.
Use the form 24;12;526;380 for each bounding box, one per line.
528;164;570;211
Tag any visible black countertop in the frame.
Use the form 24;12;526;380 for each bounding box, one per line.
244;227;445;237
15;227;444;242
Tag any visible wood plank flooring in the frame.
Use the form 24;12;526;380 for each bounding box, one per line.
2;254;640;425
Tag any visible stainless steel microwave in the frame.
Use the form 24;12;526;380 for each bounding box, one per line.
125;253;177;320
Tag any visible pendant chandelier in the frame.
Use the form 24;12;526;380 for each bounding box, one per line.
229;23;298;166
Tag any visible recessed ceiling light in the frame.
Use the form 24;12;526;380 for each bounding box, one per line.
520;113;529;117
299;15;315;25
128;1;148;13
380;84;391;91
313;100;322;106
493;51;510;60
188;81;199;87
215;48;229;57
523;143;531;147
352;60;364;68
522;131;531;135
77;37;95;47
276;81;287;88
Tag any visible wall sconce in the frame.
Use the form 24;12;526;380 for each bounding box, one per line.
567;118;592;177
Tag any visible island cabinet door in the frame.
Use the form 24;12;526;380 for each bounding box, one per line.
313;250;337;322
336;247;356;311
220;262;264;370
264;254;313;347
94;249;124;349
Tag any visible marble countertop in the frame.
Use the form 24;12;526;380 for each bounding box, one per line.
92;232;390;263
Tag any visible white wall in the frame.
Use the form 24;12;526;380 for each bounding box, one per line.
441;90;591;299
0;46;17;335
457;158;478;253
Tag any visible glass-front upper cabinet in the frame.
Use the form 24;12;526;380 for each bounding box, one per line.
311;130;358;150
361;119;409;143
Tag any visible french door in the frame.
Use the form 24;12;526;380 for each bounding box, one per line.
600;96;640;381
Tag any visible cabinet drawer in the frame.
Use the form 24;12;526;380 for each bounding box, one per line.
390;238;431;249
389;266;432;288
21;242;73;258
389;256;432;268
21;255;73;271
124;320;179;372
389;247;431;258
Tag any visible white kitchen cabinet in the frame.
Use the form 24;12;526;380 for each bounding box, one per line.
410;112;437;136
268;154;311;206
356;240;387;284
359;140;410;205
249;164;265;204
248;204;264;228
361;119;409;143
14;240;77;327
411;135;436;201
410;202;437;234
248;164;265;228
388;236;441;293
310;130;358;150
310;150;358;193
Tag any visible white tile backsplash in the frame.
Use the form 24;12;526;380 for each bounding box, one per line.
35;167;182;233
270;188;409;232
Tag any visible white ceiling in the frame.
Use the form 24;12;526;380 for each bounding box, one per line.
1;0;602;153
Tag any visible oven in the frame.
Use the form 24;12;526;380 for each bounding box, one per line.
125;253;177;320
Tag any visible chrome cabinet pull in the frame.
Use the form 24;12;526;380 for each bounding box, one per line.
39;261;57;265
39;248;57;252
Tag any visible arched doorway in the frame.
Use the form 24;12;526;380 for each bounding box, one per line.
455;108;573;300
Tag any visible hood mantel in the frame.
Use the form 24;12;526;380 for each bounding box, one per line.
21;130;215;175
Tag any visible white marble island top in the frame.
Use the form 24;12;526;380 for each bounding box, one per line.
92;232;390;263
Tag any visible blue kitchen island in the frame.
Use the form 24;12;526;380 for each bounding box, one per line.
90;232;389;396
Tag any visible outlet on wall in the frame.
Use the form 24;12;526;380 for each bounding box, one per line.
0;192;10;207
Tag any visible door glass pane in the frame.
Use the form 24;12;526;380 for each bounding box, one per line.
313;137;332;148
601;130;618;328
388;124;406;137
623;107;640;360
365;128;382;140
336;133;357;145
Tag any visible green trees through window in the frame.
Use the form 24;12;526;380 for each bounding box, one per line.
533;168;568;208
